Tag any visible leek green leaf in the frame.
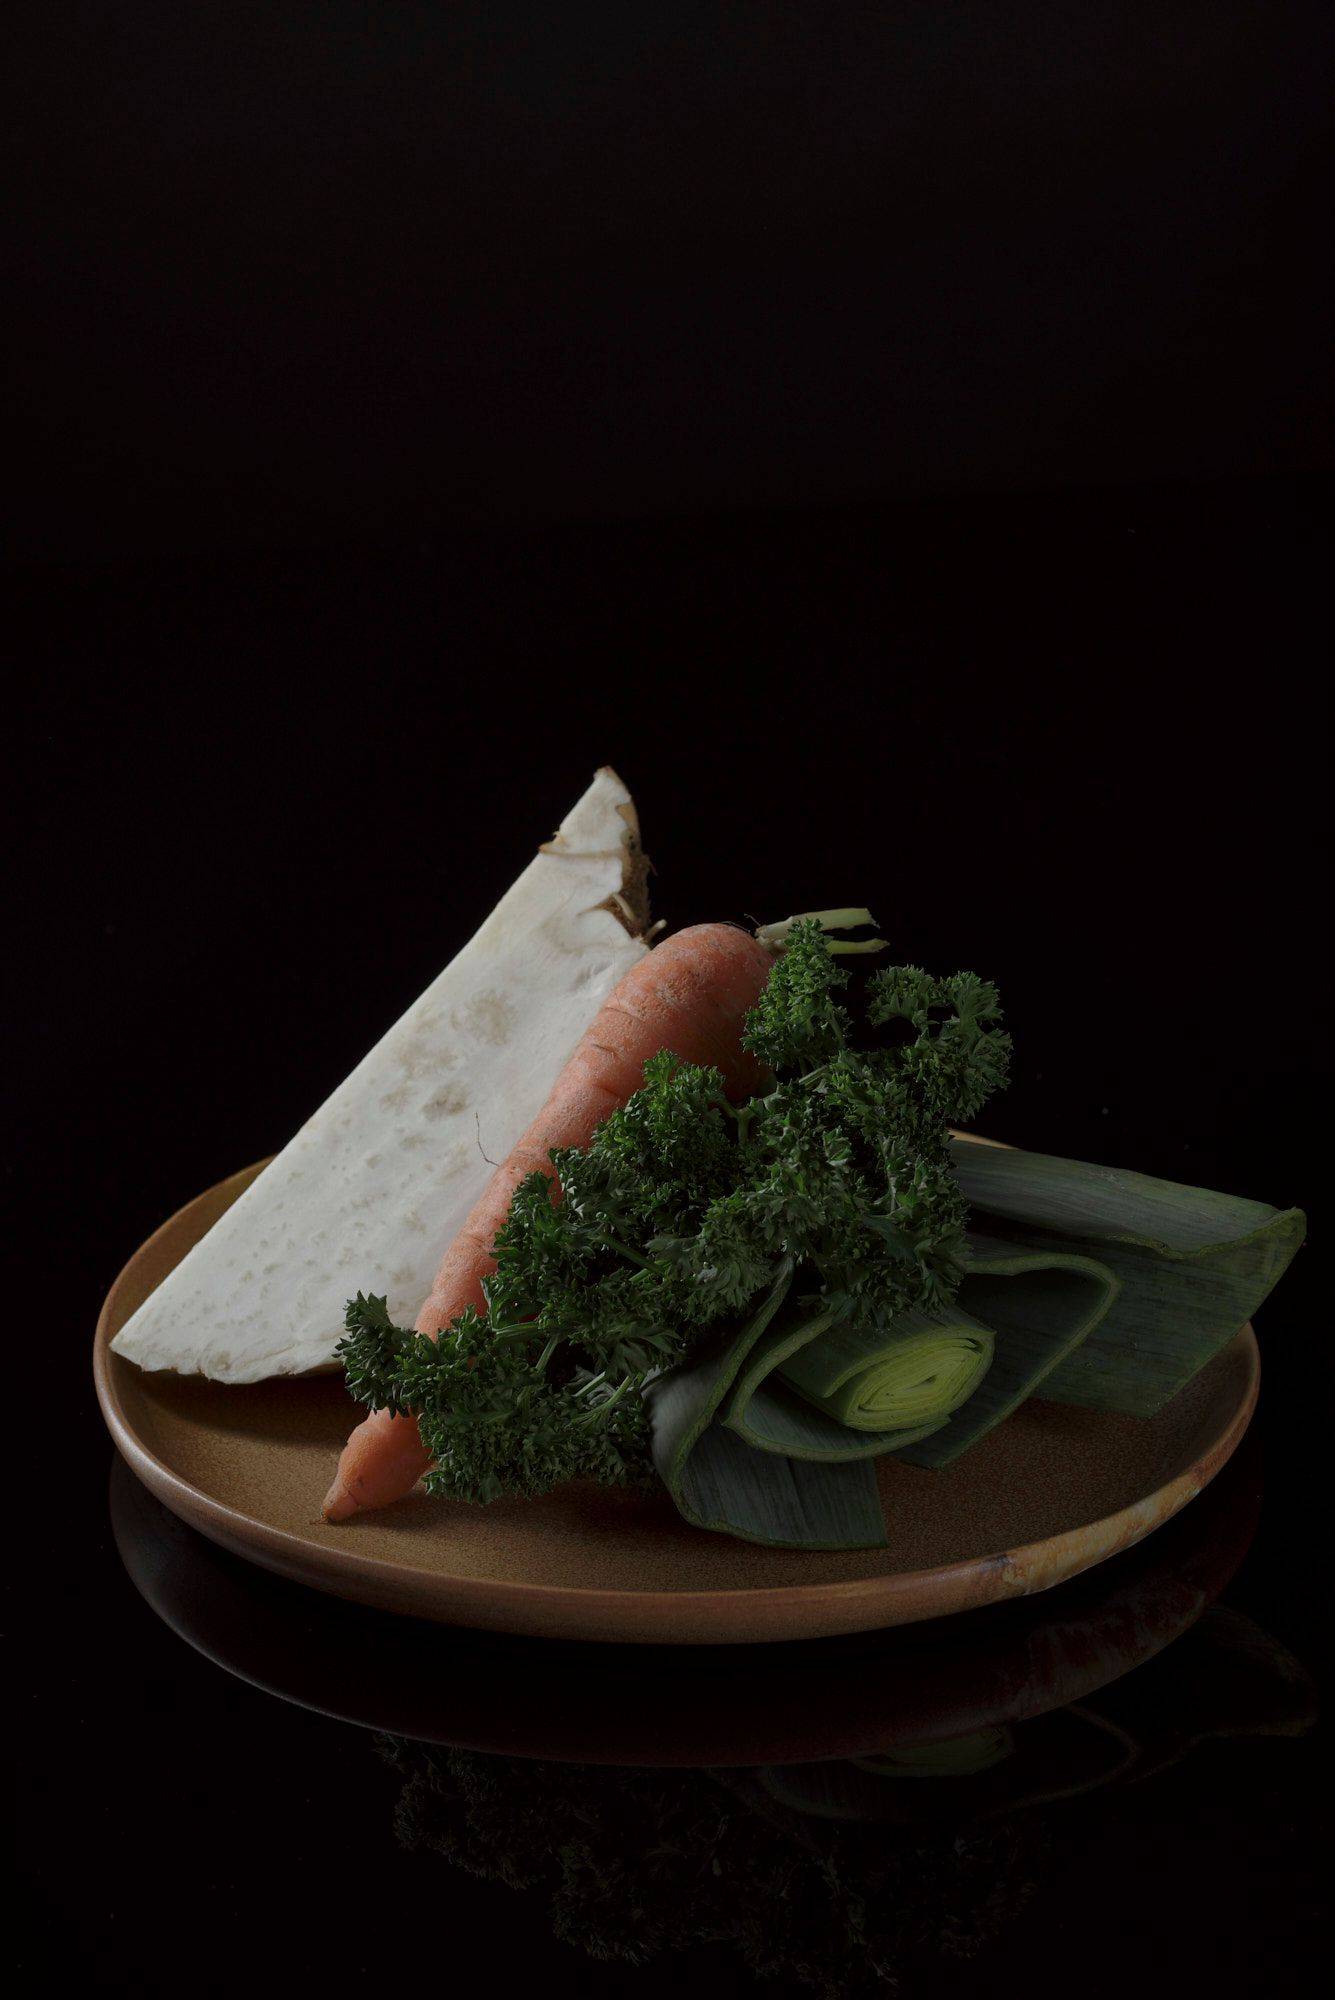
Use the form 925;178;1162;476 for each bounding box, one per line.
718;1300;949;1465
950;1139;1306;1414
647;1262;889;1548
894;1235;1120;1467
648;1232;1118;1540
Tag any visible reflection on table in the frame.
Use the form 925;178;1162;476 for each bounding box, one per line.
110;1440;1315;1994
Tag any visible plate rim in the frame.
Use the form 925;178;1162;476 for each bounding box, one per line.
93;1159;1260;1642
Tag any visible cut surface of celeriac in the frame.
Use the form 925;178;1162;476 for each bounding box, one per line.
111;767;649;1382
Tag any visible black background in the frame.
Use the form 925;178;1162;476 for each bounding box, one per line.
8;2;1331;1992
5;3;1334;556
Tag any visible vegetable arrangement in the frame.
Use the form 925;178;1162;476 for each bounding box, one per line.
335;916;1304;1549
322;917;774;1519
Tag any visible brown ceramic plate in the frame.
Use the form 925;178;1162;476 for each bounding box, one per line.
94;1159;1260;1645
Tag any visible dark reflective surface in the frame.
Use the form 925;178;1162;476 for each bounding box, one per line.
44;1431;1313;1997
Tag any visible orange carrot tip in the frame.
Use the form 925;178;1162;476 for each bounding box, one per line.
321;1476;358;1523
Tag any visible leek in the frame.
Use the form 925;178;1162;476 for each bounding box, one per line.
649;1234;1121;1544
951;1139;1305;1414
854;1730;1016;1777
647;1264;891;1549
778;1307;995;1432
895;1234;1119;1468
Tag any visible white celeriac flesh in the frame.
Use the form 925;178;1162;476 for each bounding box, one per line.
111;767;648;1382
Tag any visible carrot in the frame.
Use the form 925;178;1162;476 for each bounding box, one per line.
321;923;774;1520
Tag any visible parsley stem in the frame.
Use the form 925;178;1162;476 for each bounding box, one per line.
576;1375;633;1423
716;1095;757;1144
599;1232;652;1269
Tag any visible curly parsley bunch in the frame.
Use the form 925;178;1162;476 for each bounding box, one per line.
338;921;1010;1504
